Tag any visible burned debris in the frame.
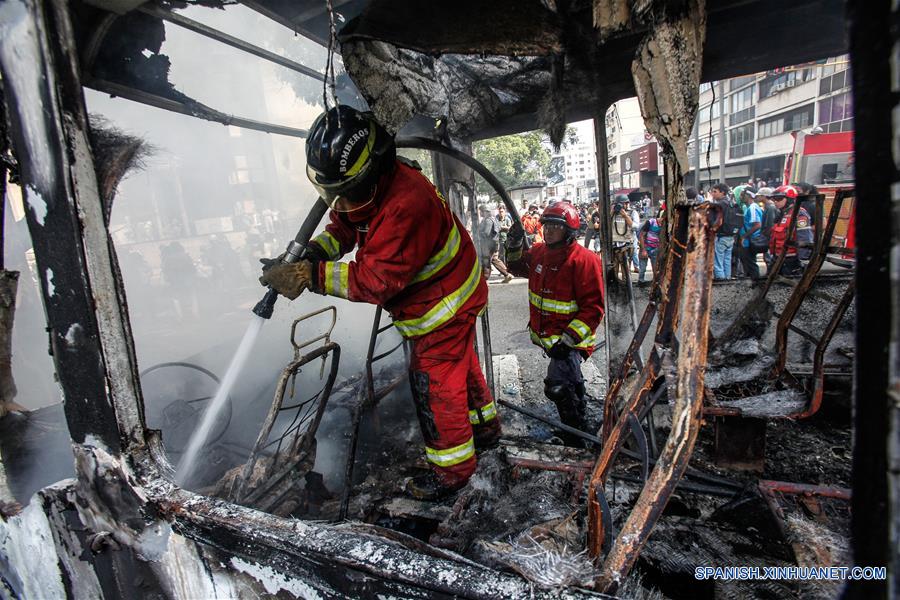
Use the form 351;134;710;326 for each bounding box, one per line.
0;0;890;598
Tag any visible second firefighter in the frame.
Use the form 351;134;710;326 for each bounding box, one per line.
506;201;605;436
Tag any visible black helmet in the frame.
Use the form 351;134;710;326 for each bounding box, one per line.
306;105;396;211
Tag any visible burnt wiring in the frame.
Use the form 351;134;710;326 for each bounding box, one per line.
323;0;339;114
703;82;715;184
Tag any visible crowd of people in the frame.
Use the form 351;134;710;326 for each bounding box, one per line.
704;181;817;281
475;179;819;288
477;194;665;285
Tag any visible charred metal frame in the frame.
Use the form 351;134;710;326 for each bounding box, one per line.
709;190;855;421
229;308;340;507
770;193;851;375
586;202;719;594
79;3;323;139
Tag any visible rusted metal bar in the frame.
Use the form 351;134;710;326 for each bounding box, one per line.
506;457;594;473
588;207;690;557
702;405;743;417
758;479;851;501
789;279;856;419
600;291;658;441
772;192;848;378
600;240;673;442
591;203;718;593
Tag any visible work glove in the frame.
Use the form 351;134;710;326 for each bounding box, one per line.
258;253;286;276
507;221;525;247
546;341;572;360
258;260;314;300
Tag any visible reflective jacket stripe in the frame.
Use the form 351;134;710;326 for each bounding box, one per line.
312;231;342;260
393;260;482;338
468;401;498;424
530;328;561;350
425;437;475;467
566;318;594;345
410;221;461;284
323;261;349;299
529;290;579;315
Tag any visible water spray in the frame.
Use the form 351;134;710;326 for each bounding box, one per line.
253;197;329;319
177;198;330;486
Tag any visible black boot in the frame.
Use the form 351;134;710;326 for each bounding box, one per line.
473;419;502;452
405;472;465;501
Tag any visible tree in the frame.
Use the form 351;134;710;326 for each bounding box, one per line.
472;131;551;195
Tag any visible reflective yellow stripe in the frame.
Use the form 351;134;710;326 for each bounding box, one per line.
529;291;578;315
529;328;561;350
571;334;597;349
411;221;461;283
468;401;498;424
567;318;592;341
312;231;342;260
344;127;375;177
394;260;482;338
425;437;475;467
323;261;349;299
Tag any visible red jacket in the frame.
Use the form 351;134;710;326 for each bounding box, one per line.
307;162;486;339
507;241;605;356
769;203;813;258
521;213;544;244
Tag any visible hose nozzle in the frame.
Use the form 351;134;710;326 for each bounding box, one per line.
253;287;279;319
250;197;329;320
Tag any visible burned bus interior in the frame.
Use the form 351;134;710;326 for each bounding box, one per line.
0;0;894;598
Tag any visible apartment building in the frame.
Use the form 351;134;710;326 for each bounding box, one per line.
546;120;600;202
688;54;853;188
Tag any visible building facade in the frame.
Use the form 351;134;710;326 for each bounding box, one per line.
687;54;852;188
546;120;599;203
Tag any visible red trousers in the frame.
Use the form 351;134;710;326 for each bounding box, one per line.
408;318;499;486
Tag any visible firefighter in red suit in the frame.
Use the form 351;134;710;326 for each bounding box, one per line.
260;106;500;500
506;201;605;436
768;184;814;277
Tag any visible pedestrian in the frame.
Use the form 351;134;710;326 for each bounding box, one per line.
629;199;642;271
738;187;765;279
260;105;500;500
584;200;602;253
477;205;514;282
496;204;513;265
505;201;604;438
522;204;544;244
710;183;739;280
769;185;814;277
757;187;778;268
610;195;634;280
637;210;664;283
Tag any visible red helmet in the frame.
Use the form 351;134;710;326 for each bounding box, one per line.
771;185;798;200
540;200;580;230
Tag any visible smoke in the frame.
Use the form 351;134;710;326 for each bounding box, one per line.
4;5;402;501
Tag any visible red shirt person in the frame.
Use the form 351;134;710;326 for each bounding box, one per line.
260;106;500;500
